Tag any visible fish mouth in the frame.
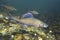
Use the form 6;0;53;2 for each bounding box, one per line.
44;24;48;28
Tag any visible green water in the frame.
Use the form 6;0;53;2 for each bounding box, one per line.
1;0;60;15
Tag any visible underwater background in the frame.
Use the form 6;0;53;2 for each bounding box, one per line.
0;0;60;14
0;0;60;15
0;0;60;40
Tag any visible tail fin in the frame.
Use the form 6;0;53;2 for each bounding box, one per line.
8;13;20;23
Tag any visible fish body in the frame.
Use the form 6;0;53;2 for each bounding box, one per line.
30;10;39;14
0;5;16;11
8;14;48;28
12;17;48;28
20;18;48;28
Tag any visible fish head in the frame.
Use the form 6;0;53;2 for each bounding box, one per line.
39;22;48;28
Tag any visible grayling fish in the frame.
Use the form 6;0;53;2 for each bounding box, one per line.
0;5;16;11
30;10;39;14
11;17;48;28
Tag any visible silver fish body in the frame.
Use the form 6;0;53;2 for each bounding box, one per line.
30;10;39;14
20;18;48;28
12;17;48;28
